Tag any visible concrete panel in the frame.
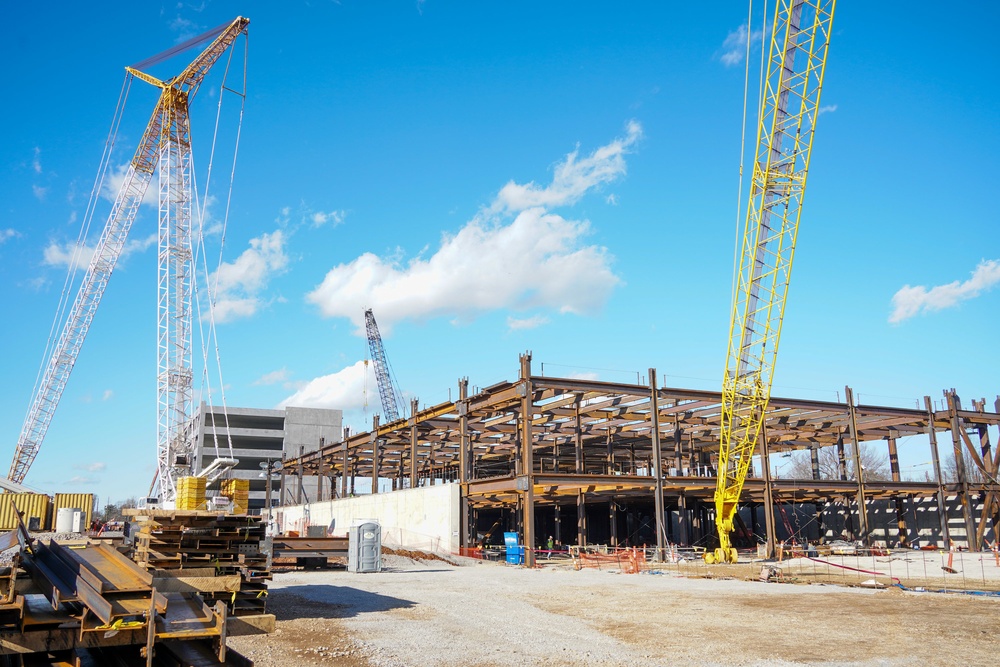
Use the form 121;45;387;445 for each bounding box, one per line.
277;483;461;555
283;407;343;456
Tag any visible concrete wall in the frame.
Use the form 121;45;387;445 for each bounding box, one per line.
281;407;343;505
276;483;461;554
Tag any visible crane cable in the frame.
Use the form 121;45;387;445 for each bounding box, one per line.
27;75;133;420
192;31;249;460
730;0;770;303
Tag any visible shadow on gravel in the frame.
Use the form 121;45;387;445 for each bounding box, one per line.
272;585;416;620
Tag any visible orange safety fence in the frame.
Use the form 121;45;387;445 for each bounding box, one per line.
574;547;646;574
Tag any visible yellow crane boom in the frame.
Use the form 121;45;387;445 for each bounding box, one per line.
708;0;836;564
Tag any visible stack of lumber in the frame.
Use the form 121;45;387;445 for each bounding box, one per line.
175;476;207;510
126;509;270;617
220;478;250;515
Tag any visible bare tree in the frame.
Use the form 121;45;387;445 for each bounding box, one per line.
782;442;889;481
942;450;987;484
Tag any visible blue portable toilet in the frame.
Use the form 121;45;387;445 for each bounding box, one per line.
503;531;523;565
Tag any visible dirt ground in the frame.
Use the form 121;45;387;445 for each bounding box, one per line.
229;554;1000;667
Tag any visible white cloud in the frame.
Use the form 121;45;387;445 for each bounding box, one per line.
311;210;346;228
101;390;113;401
209;230;288;323
254;368;291;386
74;462;107;472
279;360;376;411
307;124;637;334
102;164;158;207
605;193;619;206
32;147;42;174
889;259;1000;323
819;104;838;115
492;121;641;214
568;371;601;381
0;229;18;244
719;24;764;67
507;315;549;331
43;232;157;271
33;184;48;201
44;242;95;270
124;233;157;255
66;475;98;485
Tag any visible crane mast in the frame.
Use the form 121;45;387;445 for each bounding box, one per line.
709;0;835;564
9;18;249;496
364;309;403;423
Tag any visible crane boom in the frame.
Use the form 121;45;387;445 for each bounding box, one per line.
709;0;835;564
364;309;402;423
9;17;249;488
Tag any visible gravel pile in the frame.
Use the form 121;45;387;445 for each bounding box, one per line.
0;530;87;564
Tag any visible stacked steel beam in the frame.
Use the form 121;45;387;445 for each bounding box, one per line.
127;510;271;617
0;514;257;665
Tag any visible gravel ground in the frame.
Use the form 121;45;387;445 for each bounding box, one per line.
229;553;1000;667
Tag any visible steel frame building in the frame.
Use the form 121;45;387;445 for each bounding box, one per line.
284;353;1000;566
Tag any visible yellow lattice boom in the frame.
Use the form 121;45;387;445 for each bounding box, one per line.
709;0;836;564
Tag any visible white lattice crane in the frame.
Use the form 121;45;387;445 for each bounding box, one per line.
364;309;405;424
9;18;250;502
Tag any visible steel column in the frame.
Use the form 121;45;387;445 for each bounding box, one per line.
925;396;950;547
845;387;870;545
759;426;776;558
409;399;419;489
887;432;908;547
649;368;665;559
520;353;535;566
946;391;977;548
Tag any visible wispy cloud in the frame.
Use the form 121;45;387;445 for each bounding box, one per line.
208;230;288;323
307;122;639;335
66;475;98;485
311;210;346;228
719;23;765;67
889;259;1000;323
491;121;641;214
102;390;114;401
507;315;549;331
819;104;838;115
74;462;107;473
43;242;94;270
0;229;18;244
32;147;42;174
253;368;291;386
42;233;157;271
32;185;48;201
101;165;158;207
279;360;376;411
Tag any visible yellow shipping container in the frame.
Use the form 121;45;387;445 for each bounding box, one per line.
0;493;51;531
53;493;95;531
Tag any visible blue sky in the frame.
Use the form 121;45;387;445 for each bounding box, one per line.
1;2;997;503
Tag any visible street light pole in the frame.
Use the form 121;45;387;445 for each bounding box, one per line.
259;459;283;522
